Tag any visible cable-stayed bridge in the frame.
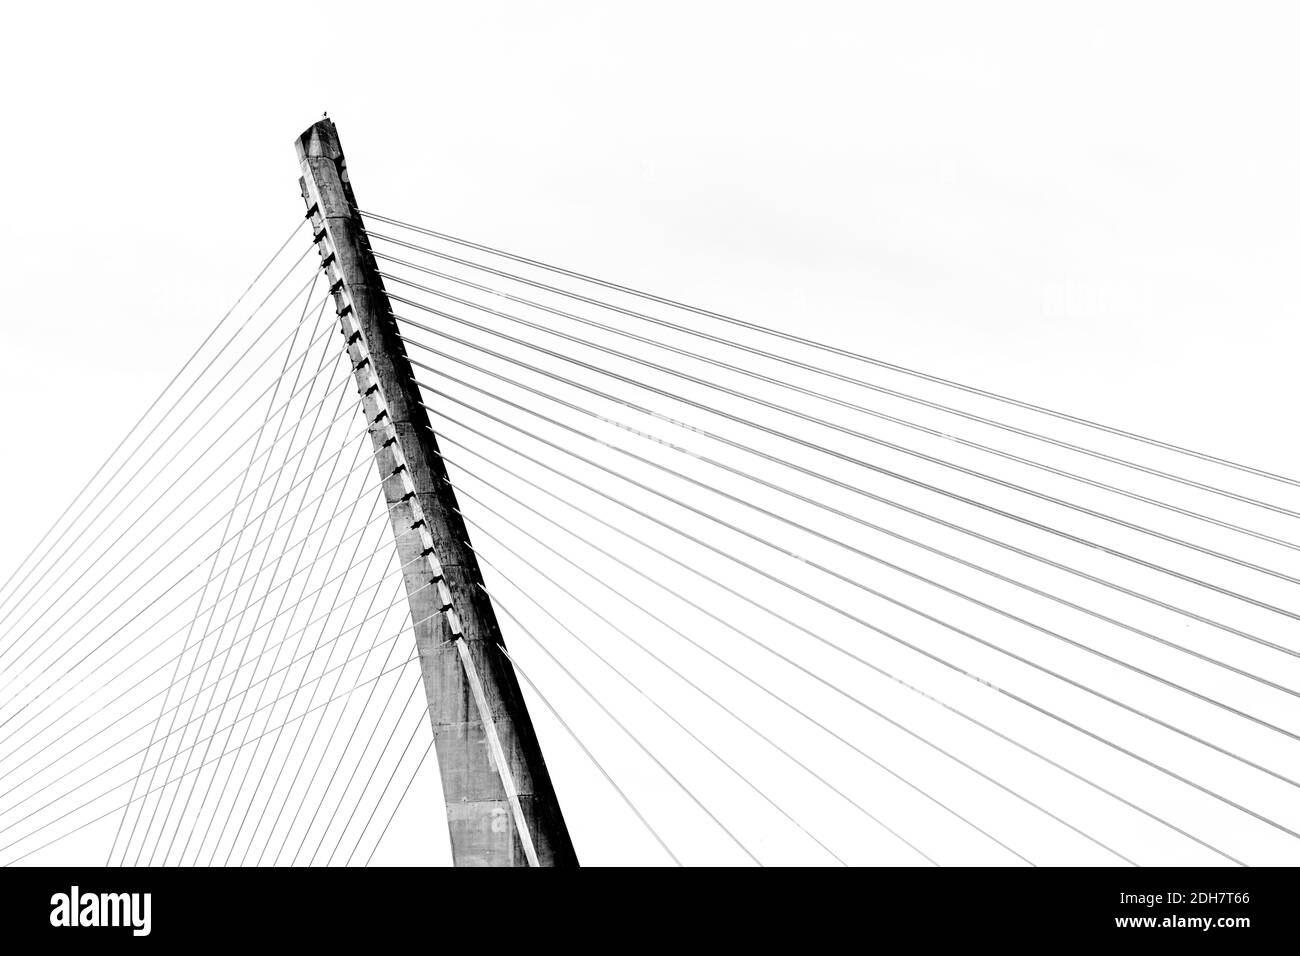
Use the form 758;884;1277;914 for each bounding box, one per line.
0;118;1296;867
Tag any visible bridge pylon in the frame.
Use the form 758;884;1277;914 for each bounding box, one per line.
296;117;577;866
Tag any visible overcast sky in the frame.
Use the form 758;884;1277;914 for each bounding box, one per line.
1;2;1298;867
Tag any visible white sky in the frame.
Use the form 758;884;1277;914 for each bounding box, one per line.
1;2;1298;867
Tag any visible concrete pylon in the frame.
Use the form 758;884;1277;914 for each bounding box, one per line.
296;118;577;866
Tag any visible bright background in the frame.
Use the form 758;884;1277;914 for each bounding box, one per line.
1;2;1298;867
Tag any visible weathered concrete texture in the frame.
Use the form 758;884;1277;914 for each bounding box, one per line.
296;118;577;867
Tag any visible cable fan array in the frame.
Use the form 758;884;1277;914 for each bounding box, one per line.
365;209;1300;867
0;207;1297;866
0;224;431;867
